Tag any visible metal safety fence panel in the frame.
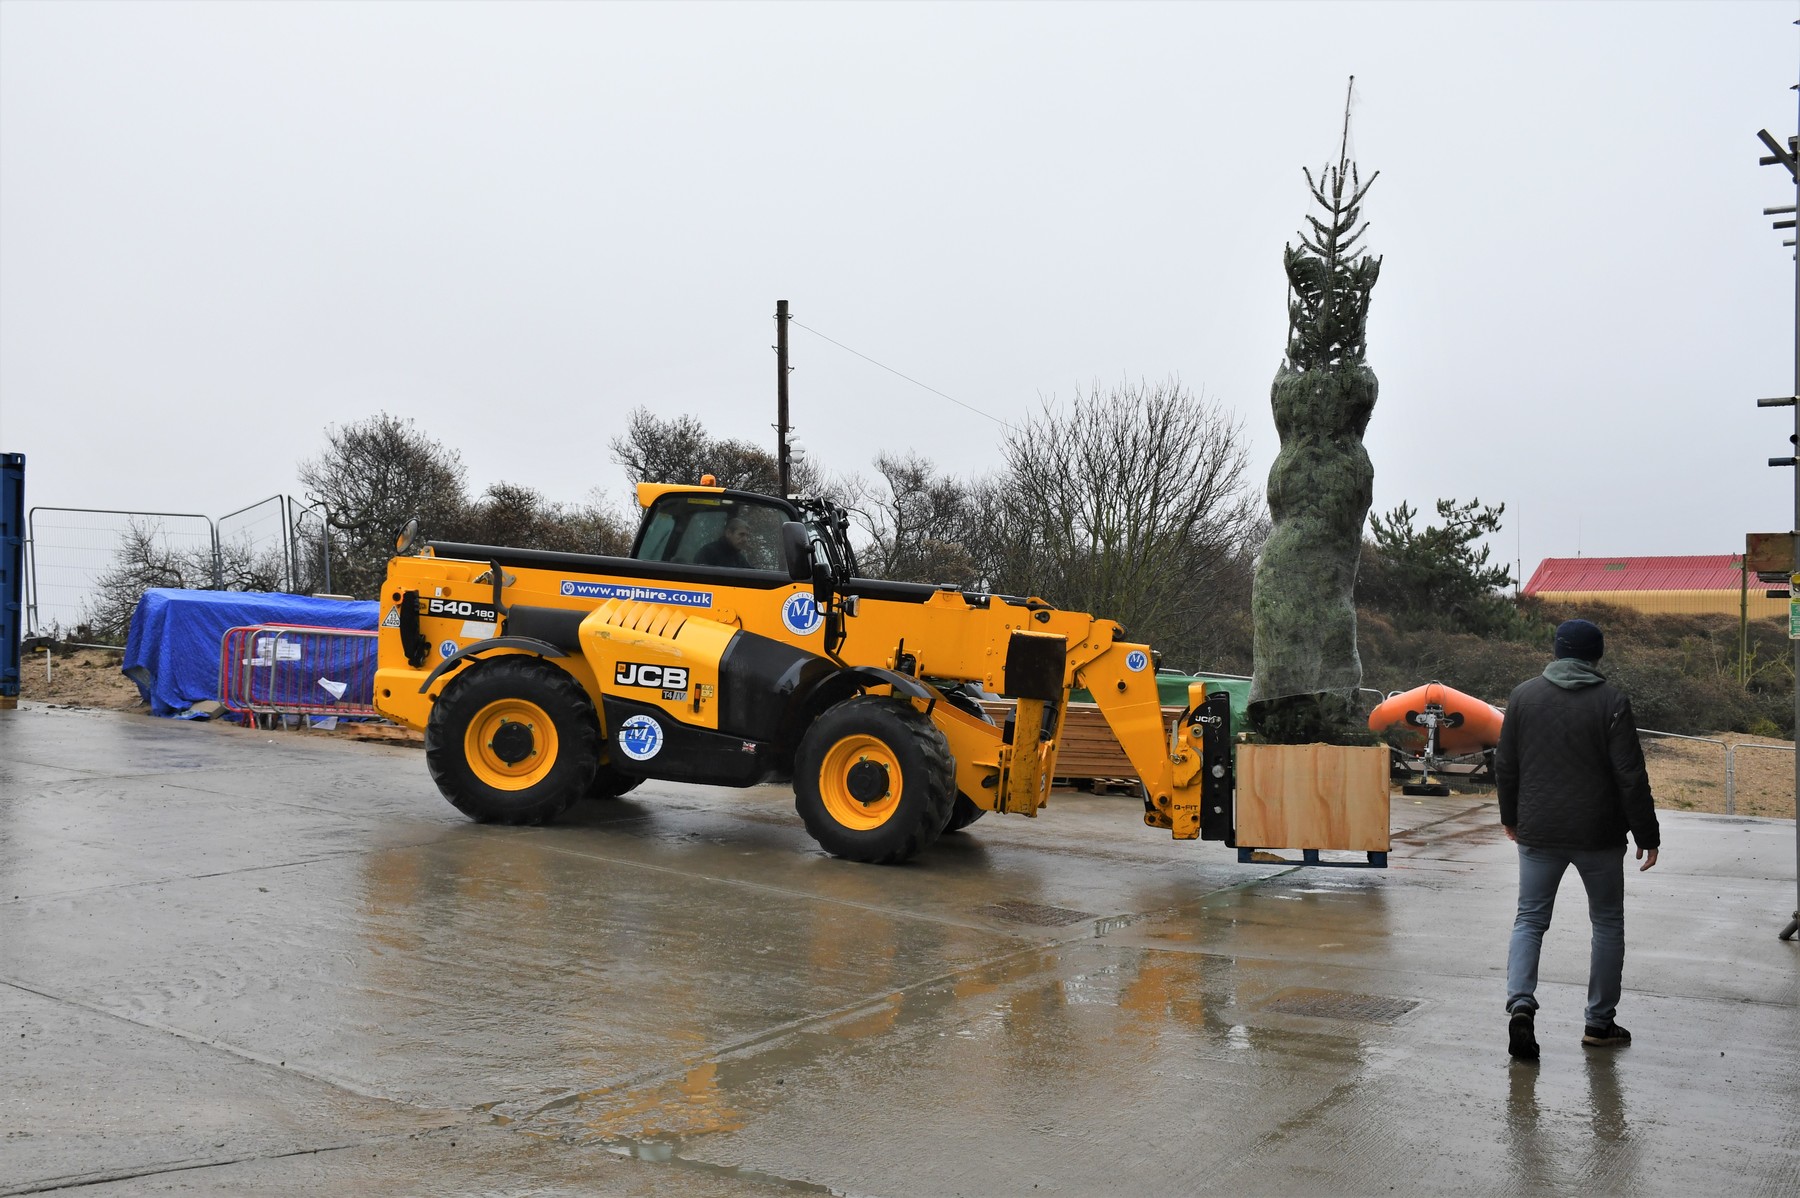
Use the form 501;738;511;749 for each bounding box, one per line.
27;507;216;641
1640;729;1798;817
216;495;292;592
287;497;334;596
219;624;380;720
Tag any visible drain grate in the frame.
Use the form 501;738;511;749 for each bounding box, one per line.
976;900;1098;927
1261;988;1419;1024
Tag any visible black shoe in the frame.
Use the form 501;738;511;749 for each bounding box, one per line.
1508;1009;1539;1060
1582;1022;1631;1048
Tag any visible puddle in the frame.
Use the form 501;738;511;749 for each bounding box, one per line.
604;1135;850;1194
1091;913;1137;937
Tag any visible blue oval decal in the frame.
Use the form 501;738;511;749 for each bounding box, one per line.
782;592;824;636
617;714;663;762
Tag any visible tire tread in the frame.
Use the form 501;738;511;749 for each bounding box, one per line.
795;696;954;864
425;656;599;825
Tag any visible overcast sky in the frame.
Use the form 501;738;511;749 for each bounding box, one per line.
2;1;1796;583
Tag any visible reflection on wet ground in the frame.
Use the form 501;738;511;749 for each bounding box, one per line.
3;706;1797;1195
1504;1054;1644;1192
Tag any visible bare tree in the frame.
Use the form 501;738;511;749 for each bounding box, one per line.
298;413;469;598
989;378;1258;665
574;491;637;558
845;453;980;585
957;475;1043;596
460;482;634;556
1193;510;1269;675
214;534;292;594
82;519;216;642
609;407;824;497
610;409;713;487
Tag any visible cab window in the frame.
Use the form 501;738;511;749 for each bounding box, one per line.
635;495;790;570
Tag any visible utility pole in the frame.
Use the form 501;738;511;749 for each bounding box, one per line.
775;300;792;497
1755;83;1800;939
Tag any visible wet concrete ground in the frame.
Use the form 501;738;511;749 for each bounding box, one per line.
2;704;1796;1197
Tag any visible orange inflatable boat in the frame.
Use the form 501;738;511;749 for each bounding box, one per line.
1367;682;1504;756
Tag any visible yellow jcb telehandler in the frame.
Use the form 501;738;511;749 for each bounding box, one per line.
372;481;1341;865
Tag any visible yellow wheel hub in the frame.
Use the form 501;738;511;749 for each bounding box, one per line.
465;698;558;790
819;734;904;830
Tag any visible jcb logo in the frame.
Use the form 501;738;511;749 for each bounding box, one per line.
615;662;689;690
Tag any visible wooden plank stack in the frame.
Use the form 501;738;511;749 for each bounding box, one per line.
977;699;1170;782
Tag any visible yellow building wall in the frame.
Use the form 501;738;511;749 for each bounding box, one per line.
1534;589;1786;620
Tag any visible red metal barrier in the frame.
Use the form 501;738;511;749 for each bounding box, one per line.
219;624;380;721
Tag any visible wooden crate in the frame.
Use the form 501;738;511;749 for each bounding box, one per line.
1234;743;1389;852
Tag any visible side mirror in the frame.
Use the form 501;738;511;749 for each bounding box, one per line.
393;515;422;556
779;521;812;582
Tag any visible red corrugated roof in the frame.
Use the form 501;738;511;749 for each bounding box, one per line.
1523;555;1745;594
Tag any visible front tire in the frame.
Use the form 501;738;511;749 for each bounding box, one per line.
426;656;600;825
795;696;954;864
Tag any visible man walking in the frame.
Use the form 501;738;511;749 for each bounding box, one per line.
1496;618;1660;1061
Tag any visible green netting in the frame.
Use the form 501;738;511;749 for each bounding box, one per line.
1249;152;1381;744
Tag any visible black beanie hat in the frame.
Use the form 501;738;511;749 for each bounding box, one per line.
1554;618;1604;662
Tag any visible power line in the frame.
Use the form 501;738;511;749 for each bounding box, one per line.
789;318;1017;432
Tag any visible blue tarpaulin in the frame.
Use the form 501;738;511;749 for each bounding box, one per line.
123;589;378;717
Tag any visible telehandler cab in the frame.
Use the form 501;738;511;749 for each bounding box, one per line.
373;481;1248;864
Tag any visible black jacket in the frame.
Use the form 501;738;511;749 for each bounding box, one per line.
694;539;749;569
1495;662;1660;852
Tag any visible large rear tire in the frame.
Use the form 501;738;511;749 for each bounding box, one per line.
426;656;599;825
795;695;954;864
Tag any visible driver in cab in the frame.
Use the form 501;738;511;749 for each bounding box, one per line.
695;516;754;569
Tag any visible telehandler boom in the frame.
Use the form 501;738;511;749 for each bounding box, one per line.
373;482;1260;863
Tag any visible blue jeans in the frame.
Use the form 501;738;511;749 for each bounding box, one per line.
1506;842;1626;1027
